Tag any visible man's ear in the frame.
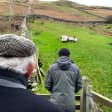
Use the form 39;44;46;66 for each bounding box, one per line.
25;63;36;79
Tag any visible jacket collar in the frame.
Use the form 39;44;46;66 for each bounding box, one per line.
0;67;27;89
0;78;26;89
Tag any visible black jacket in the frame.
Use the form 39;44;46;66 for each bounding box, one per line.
0;68;63;112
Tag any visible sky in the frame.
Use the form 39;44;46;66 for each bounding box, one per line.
40;0;112;7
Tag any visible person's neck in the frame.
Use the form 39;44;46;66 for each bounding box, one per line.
0;67;27;89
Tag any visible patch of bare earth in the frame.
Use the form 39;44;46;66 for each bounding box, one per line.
0;5;9;15
85;8;112;17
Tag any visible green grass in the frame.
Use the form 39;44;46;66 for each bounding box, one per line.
30;20;112;111
31;20;112;97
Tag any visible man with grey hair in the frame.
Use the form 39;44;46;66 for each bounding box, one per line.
0;34;63;112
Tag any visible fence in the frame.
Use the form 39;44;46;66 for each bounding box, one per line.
80;77;112;112
38;76;112;112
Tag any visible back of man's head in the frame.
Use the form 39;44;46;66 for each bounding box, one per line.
0;34;36;78
58;48;70;57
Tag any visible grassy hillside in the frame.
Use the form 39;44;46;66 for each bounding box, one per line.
30;20;112;112
30;20;112;98
0;1;107;21
32;1;105;21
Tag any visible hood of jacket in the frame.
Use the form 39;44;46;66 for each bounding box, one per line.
57;56;72;70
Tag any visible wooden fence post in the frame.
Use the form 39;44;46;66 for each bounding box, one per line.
80;76;89;112
86;85;93;112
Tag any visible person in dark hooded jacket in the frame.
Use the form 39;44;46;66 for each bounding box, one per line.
45;48;82;112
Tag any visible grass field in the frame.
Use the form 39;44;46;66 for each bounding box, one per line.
30;20;112;111
31;20;112;97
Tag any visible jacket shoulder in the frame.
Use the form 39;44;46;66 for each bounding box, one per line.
69;63;80;72
49;63;59;71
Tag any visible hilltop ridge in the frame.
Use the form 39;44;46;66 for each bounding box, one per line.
0;0;112;22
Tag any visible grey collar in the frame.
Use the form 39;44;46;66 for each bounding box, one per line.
0;79;26;89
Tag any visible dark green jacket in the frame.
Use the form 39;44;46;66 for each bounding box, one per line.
45;56;82;109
